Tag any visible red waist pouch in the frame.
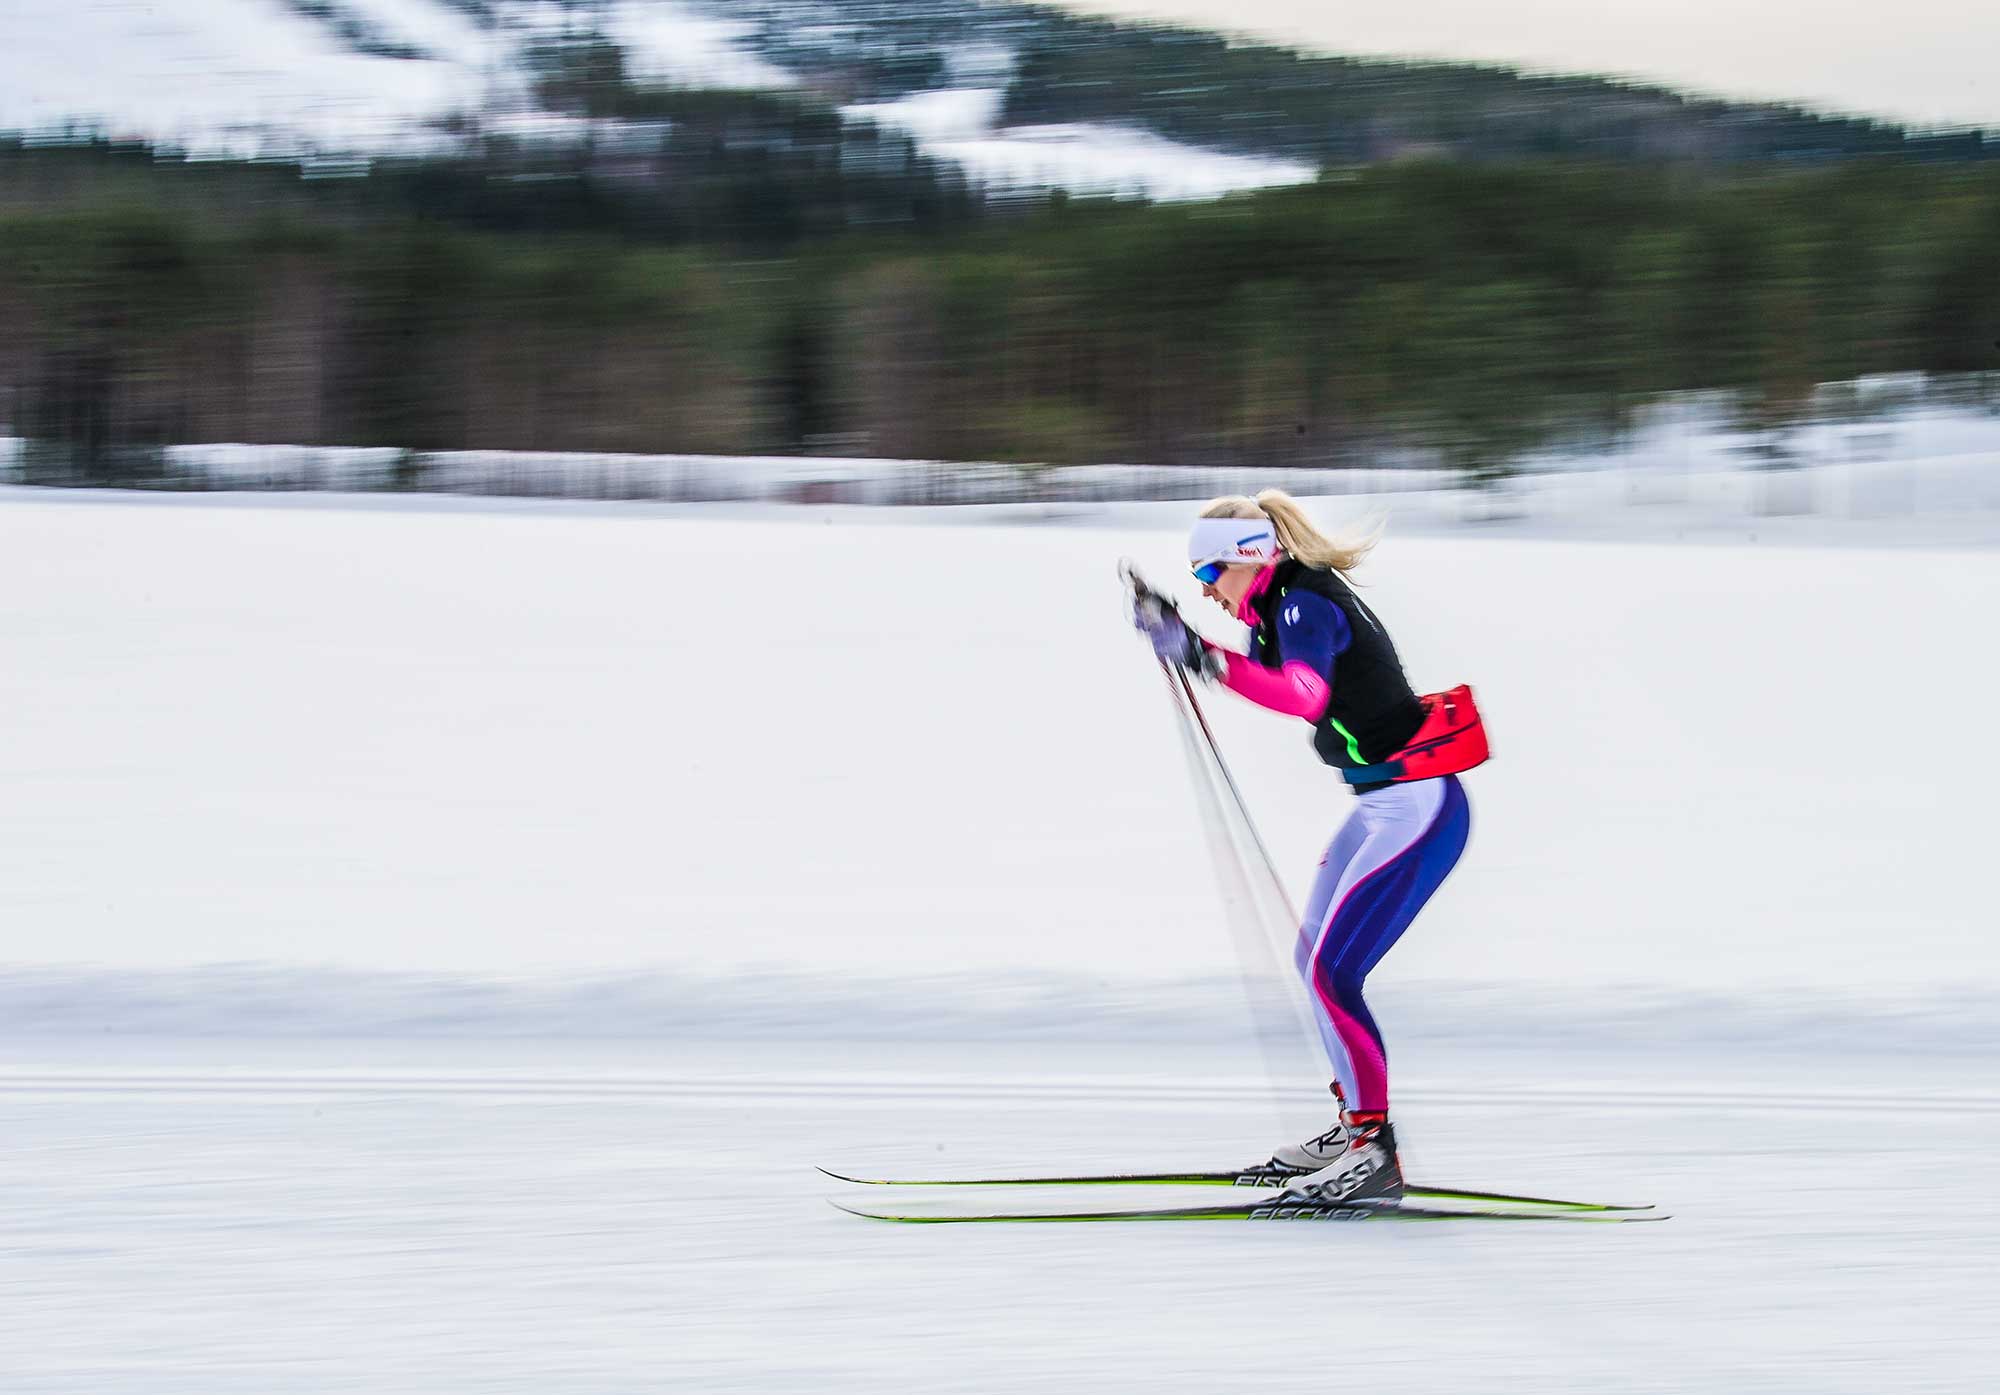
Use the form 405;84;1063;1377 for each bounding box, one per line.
1341;684;1491;785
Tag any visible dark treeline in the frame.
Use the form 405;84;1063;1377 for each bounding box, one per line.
0;97;987;255
998;18;1996;167
3;144;1997;481
647;0;1998;169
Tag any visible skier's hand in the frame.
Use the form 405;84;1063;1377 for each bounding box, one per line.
1129;578;1225;681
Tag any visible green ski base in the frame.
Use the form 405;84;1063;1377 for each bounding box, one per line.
831;1198;1668;1224
817;1167;1653;1214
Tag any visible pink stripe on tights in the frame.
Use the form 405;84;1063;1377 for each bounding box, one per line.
1319;990;1390;1113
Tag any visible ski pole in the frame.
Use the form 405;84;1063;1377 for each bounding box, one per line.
1169;661;1298;928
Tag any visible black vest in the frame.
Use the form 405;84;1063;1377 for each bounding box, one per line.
1248;559;1426;776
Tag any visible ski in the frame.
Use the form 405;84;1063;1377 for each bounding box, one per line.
817;1167;1652;1213
831;1197;1667;1225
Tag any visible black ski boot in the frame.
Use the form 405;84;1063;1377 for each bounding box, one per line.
1279;1114;1404;1206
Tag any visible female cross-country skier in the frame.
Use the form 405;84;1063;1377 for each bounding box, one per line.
1130;490;1487;1206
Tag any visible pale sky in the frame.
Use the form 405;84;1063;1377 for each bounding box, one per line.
1049;0;1999;131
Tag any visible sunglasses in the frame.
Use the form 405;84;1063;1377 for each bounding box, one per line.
1192;561;1226;585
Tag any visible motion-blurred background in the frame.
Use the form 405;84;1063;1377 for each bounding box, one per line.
3;0;1997;491
3;5;1999;1393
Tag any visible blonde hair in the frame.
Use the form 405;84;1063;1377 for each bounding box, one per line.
1199;490;1380;574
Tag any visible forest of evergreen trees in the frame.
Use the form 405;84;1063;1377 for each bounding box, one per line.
3;120;1997;483
621;1;2000;168
995;16;1996;167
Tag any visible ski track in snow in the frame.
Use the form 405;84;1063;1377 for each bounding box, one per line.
2;492;1997;1390
3;1039;1997;1393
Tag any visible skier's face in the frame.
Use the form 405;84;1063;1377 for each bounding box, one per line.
1201;563;1259;618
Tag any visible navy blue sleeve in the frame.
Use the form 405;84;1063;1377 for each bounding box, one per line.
1273;589;1351;682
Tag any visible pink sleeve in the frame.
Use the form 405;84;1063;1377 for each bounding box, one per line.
1220;650;1330;720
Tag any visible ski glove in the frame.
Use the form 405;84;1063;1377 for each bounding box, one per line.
1132;581;1224;681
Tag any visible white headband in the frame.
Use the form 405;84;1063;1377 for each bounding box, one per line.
1187;516;1281;569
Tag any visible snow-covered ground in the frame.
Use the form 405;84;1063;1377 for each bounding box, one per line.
6;1036;1997;1393
2;491;1997;1390
6;490;1995;988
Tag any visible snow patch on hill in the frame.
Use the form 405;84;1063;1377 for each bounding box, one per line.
845;86;1318;200
602;0;797;90
0;0;484;156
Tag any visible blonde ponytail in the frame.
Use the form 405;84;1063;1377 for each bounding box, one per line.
1198;489;1380;574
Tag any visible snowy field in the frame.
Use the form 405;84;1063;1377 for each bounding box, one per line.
6;1037;1997;1393
2;490;1997;1392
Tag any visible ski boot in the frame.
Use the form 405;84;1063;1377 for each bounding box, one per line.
1279;1113;1404;1207
1248;1083;1353;1182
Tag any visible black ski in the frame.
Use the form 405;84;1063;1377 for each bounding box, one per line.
832;1197;1667;1225
817;1167;1652;1213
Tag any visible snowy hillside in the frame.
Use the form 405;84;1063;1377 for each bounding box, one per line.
0;0;1314;195
1;0;497;156
0;0;796;157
